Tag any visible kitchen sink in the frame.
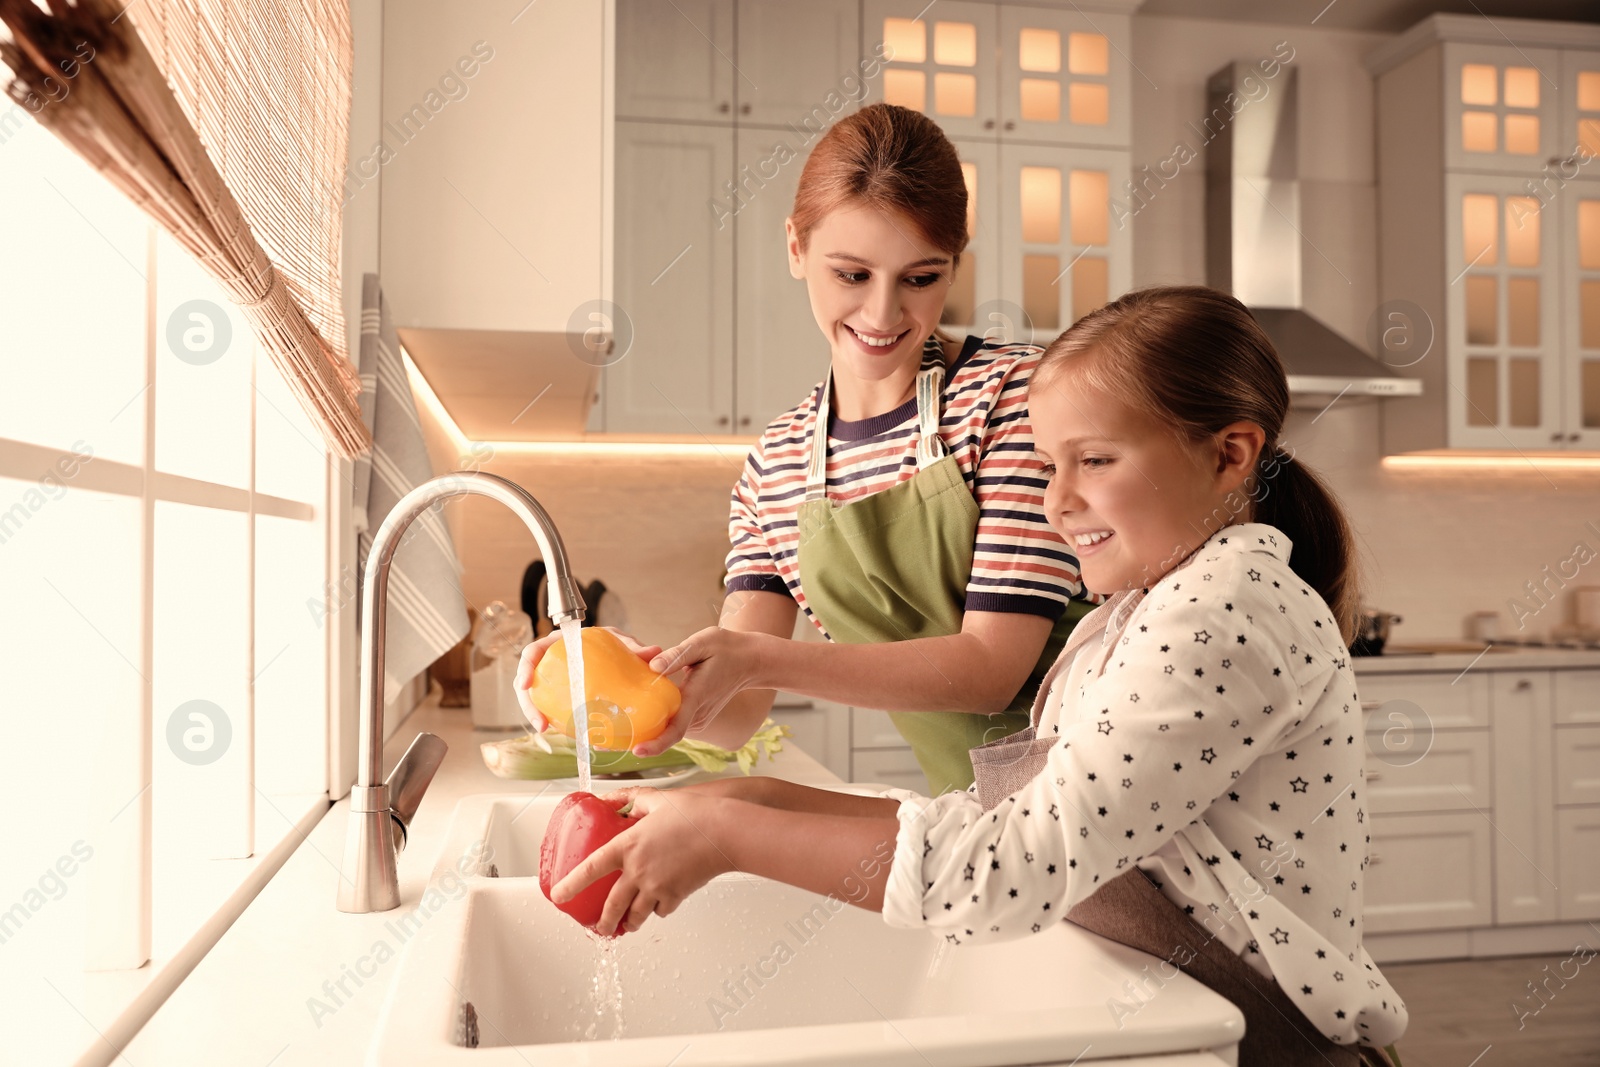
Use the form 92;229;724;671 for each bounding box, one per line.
367;793;1245;1066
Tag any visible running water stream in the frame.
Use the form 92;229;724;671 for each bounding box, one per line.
558;619;592;793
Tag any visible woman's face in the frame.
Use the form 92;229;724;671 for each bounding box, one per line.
786;203;953;384
1028;368;1264;596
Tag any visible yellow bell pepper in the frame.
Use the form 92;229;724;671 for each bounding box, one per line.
524;627;681;751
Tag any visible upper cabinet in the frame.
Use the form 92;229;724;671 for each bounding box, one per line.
605;0;1136;435
378;0;606;334
1369;15;1600;454
864;1;1131;147
615;0;736;124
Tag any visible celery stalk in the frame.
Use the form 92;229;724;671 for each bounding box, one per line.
480;720;791;781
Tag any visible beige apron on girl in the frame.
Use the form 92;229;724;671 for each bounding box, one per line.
968;592;1399;1067
794;357;1092;796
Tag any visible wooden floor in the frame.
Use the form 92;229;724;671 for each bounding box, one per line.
1382;954;1600;1066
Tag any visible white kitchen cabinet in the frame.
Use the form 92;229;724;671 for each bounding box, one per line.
852;746;930;792
1559;181;1600;449
864;0;998;140
1555;724;1600;805
1489;670;1558;925
731;129;831;430
609;120;736;434
1560;50;1600;161
615;0;736;124
995;4;1130;148
736;0;861;128
1556;806;1600;920
1443;171;1566;449
1368;15;1600;454
997;142;1131;344
864;1;1132;148
1364;727;1491;815
772;699;852;781
377;0;606;334
1364;810;1494;934
1440;43;1565;174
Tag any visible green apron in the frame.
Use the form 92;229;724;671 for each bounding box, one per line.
794;351;1095;795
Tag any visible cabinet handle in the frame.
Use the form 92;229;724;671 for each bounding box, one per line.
717;415;730;426
1569;432;1582;442
1365;769;1382;781
1368;852;1382;866
1514;678;1532;691
719;101;730;113
1004;120;1016;131
983;118;996;130
739;415;751;427
740;103;751;115
1552;432;1564;442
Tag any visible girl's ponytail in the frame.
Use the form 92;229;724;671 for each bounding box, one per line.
1250;447;1360;644
1036;286;1363;646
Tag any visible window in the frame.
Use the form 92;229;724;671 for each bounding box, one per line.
0;108;331;1060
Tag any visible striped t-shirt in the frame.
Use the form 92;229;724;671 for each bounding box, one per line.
724;333;1091;638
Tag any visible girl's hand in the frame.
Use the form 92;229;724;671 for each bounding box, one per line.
513;626;663;733
550;787;735;936
630;627;764;757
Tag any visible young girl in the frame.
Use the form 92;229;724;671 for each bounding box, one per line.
551;286;1408;1067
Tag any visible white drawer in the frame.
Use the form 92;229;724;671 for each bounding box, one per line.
1554;724;1600;806
1554;669;1600;725
1357;672;1489;729
851;747;928;793
1364;727;1491;814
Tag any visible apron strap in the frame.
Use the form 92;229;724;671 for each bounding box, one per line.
805;354;946;503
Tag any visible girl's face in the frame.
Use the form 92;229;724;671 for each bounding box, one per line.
1028;368;1265;596
786;204;953;383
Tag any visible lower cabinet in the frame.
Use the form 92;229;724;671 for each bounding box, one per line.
850;746;929;793
1364;811;1494;933
1358;663;1600;958
1556;806;1600;920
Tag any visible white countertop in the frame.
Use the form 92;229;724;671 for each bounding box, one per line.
119;692;1243;1066
1350;645;1600;673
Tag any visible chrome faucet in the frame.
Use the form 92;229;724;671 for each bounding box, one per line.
338;471;587;912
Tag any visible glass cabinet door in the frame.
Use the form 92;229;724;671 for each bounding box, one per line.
1562;185;1600;450
1559;49;1600;164
863;0;998;140
996;6;1130;148
1443;43;1563;174
939;138;1001;340
1444;173;1564;449
997;145;1131;347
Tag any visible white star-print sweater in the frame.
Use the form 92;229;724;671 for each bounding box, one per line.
880;522;1408;1049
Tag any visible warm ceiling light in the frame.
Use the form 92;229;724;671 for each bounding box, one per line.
399;349;751;460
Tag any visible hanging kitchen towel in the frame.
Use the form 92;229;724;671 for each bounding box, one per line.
352;273;470;700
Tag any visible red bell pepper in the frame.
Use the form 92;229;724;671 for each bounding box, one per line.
539;792;635;936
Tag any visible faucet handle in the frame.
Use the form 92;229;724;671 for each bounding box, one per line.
386;732;449;851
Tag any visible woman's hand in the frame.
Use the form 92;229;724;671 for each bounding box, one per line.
549;786;736;936
630;627;766;757
513;626;662;732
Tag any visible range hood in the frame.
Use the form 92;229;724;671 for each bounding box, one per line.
1204;61;1421;404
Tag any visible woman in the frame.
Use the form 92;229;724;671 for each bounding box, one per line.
519;102;1094;795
